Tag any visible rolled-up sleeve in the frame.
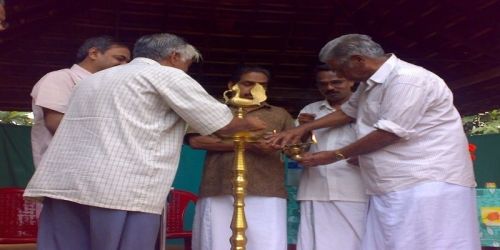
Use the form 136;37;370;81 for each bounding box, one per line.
155;70;233;135
373;78;428;140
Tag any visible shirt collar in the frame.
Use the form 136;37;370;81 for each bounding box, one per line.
70;64;92;79
319;100;335;111
130;57;161;66
367;53;398;85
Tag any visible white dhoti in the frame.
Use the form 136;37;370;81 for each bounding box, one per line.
297;200;368;250
362;181;481;250
192;195;287;250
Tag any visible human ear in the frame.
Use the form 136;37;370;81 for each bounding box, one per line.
350;55;364;63
88;47;100;60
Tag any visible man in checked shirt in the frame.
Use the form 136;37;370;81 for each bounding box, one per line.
24;33;266;250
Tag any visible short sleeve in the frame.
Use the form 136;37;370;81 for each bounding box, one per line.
299;103;315;116
32;70;75;113
153;69;233;135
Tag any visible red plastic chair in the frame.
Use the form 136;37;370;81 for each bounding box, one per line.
0;188;38;244
166;189;198;250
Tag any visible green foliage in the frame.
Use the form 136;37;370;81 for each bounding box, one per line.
463;109;500;135
0;111;33;126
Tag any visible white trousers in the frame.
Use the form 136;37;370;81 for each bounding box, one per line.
362;181;481;250
192;195;287;250
297;200;368;250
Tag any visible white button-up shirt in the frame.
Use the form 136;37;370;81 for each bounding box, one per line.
24;58;233;214
341;54;476;195
297;100;367;202
30;64;92;168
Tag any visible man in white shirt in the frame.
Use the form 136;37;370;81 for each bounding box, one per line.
31;35;131;168
271;34;480;250
24;33;266;250
296;64;367;250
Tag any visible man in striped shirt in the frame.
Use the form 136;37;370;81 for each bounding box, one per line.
271;34;480;250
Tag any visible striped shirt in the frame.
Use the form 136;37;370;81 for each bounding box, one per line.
24;58;233;214
297;101;367;202
341;54;476;194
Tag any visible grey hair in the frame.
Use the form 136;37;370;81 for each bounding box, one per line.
0;0;4;6
319;34;385;64
133;33;202;62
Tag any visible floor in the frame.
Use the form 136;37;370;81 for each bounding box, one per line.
0;244;497;250
0;244;36;250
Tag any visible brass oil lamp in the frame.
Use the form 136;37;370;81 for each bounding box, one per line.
282;133;317;160
223;83;267;250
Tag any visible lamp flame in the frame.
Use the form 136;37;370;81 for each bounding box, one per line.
311;133;317;144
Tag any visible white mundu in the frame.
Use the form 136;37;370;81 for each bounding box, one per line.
192;195;287;250
297;100;368;250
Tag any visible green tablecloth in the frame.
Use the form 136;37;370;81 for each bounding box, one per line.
286;185;300;244
0;124;34;187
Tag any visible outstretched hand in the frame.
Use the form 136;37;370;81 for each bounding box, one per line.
297;113;316;125
267;126;308;149
347;157;360;166
248;138;278;155
244;116;267;131
297;151;337;167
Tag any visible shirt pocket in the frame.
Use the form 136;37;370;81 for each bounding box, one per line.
331;125;357;148
359;100;381;125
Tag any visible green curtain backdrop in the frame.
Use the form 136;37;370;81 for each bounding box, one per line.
468;134;500;188
1;123;499;245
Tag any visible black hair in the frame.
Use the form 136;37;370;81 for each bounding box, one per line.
313;64;333;77
229;65;271;83
75;35;127;63
313;64;359;91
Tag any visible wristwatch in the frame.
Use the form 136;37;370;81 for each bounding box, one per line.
333;151;346;161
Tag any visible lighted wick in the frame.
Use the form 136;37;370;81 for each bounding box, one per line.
283;132;317;161
311;132;317;144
